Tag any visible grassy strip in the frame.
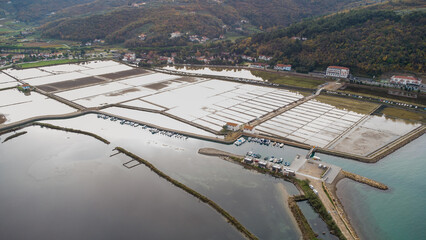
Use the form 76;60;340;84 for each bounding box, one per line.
32;122;110;144
16;59;87;69
2;131;27;143
296;179;346;240
315;94;379;114
381;107;426;123
251;70;326;89
288;196;319;240
115;147;259;240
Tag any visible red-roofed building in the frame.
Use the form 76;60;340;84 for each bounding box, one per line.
243;125;255;134
226;122;239;131
390;76;422;86
326;66;350;78
274;64;292;71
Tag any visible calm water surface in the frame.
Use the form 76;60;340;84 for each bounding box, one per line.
0;127;243;240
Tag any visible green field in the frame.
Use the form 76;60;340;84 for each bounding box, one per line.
315;95;379;114
17;59;87;69
381;107;426;123
251;70;326;89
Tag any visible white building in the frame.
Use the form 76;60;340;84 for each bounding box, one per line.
274;64;292;71
390;75;422;86
225;122;239;131
243;125;255;134
170;31;182;39
258;55;272;61
249;63;269;69
326;66;350;78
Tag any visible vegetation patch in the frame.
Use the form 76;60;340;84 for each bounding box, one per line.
381;107;426;123
315;94;379;114
16;59;87;69
251;70;326;89
2;131;27;143
288;197;319;240
296;179;346;240
32;122;110;144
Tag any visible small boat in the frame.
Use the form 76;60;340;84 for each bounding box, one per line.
279;143;284;148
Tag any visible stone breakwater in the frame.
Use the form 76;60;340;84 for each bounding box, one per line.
342;170;388;190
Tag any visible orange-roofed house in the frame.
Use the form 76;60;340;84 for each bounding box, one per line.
243;125;255;134
225;122;239;131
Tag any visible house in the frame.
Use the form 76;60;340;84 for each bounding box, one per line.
272;164;282;172
123;53;136;62
326;66;350;78
274;64;292;71
258;55;272;61
138;34;146;40
22;83;31;90
291;36;307;41
241;55;254;61
225;122;239;131
249;63;269;69
390;76;422;86
243;125;255;134
170;31;182;39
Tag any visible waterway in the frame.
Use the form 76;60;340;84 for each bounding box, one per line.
297;201;338;240
1;113;425;240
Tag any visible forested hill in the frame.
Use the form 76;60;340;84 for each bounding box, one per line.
0;0;96;22
231;2;425;75
38;0;373;44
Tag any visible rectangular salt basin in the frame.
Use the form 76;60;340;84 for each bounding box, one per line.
207;114;244;124
4;68;52;80
0;72;17;84
0;82;19;89
74;87;155;108
57;82;131;101
39;64;90;73
115;73;180;87
256;127;288;137
122;99;166;111
79;64;133;76
192;119;223;131
286;135;306;143
81;60;120;69
24;72;89;86
0;89;34;107
0;91;75;124
304;138;328;148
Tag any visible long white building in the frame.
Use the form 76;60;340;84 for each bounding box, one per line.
326;66;350;78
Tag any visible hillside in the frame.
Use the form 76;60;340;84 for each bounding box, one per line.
0;0;96;22
229;1;426;75
38;0;375;46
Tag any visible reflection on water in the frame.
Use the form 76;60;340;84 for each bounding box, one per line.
163;66;264;81
0;127;243;240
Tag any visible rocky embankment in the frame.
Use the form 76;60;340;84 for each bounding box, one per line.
342;170;388;190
